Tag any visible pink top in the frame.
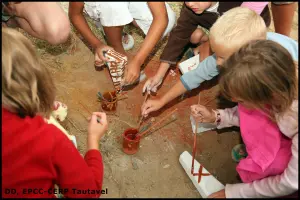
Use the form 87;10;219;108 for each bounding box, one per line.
241;2;269;15
236;104;291;183
217;100;298;198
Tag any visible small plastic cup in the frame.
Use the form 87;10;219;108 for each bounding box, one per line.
122;128;140;155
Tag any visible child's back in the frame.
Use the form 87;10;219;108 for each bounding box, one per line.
236;104;292;182
1;28;106;198
2;108;103;198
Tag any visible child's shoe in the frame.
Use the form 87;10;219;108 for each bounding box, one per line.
231;144;248;162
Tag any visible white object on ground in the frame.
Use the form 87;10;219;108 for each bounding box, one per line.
179;54;200;74
123;34;135;51
179;151;225;198
190;115;216;134
46;115;76;147
70;135;78;148
139;70;147;82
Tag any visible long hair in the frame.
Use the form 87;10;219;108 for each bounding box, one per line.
2;28;56;118
219;40;298;121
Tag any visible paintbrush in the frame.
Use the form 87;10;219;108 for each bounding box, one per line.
137;108;178;138
137;92;150;130
141;115;177;137
79;101;100;123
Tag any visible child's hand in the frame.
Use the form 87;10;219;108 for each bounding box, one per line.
190;104;216;123
142;75;163;94
87;112;108;141
141;99;164;117
122;59;141;86
94;44;114;66
208;189;226;198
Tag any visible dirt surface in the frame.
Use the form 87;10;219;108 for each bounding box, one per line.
18;2;298;198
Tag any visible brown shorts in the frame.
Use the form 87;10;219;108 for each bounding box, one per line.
160;3;271;65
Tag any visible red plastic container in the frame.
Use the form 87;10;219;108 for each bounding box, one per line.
122;128;140;155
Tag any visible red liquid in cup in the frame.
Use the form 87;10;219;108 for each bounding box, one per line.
122;128;140;155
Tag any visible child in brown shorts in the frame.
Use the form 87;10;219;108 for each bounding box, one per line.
143;2;270;94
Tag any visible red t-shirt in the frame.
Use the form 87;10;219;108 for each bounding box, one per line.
2;107;104;198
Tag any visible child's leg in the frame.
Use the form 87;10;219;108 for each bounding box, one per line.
190;28;209;56
190;28;206;45
7;2;70;45
271;2;296;36
102;26;126;55
85;2;134;54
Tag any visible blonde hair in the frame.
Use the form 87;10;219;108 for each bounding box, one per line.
2;28;55;118
210;7;267;51
219;40;298;121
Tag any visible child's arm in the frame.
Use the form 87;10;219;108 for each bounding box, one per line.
180;54;219;90
143;5;204;93
123;2;168;85
51;112;108;198
142;81;187;116
142;55;219;115
241;2;269;15
68;2;112;62
225;134;298;198
190;105;240;128
51;129;104;198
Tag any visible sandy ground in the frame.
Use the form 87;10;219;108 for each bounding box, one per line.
17;2;298;198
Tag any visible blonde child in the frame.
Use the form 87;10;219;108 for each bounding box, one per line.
142;7;298;116
142;2;270;94
191;40;298;198
2;28;107;198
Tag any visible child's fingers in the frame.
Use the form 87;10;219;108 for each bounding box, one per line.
193;105;208;113
92;112;107;124
143;105;156;116
141;101;151;115
152;87;157;93
141;102;147;115
98;52;108;62
142;80;150;93
90;114;99;124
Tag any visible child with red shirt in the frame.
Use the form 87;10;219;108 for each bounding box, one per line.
2;28;107;198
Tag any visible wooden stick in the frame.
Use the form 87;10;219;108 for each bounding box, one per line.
197;92;201;105
146;117;177;135
138;108;178;137
67;117;83;133
191;121;198;174
79;101;92;115
137;93;150;130
79;101;101;123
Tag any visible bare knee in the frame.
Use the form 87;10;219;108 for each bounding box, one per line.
46;19;71;45
190;28;205;44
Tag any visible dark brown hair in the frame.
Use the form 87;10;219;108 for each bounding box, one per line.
219;40;298;121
